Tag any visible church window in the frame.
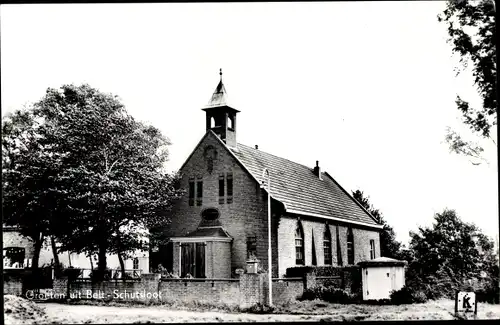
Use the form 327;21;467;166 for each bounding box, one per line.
228;115;234;130
247;236;257;259
218;174;225;204
370;239;376;260
196;177;203;206
324;226;332;265
295;222;304;265
210;117;215;128
188;177;195;206
226;173;233;204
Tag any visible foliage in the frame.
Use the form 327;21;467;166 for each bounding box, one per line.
2;84;184;280
286;266;345;277
300;286;357;304
438;0;497;163
2;107;63;269
62;268;83;281
352;190;403;259
406;209;499;301
390;285;428;305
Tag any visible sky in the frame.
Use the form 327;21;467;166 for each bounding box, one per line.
1;2;498;247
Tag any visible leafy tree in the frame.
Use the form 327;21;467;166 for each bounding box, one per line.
2;84;184;280
438;0;497;165
2;107;64;271
408;209;499;301
352;190;402;259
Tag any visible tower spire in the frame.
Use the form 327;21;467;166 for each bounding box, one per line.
202;69;240;148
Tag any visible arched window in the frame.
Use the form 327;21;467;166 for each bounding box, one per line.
347;228;354;265
228;115;234;130
324;226;332;265
295;221;304;265
210;117;215;128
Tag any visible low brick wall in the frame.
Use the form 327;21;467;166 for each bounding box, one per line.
272;278;304;303
159;279;240;306
6;270;352;307
69;279;149;301
3;277;23;296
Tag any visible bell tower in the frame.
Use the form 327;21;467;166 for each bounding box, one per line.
202;69;240;148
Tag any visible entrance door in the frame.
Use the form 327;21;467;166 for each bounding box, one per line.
365;267;392;300
180;243;205;278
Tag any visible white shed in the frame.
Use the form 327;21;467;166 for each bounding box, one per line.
358;257;407;301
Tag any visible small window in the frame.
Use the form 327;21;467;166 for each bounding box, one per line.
226;173;233;204
295;222;304;265
196;178;203;206
188;177;195;206
324;226;332;265
3;247;25;268
133;257;139;270
370;239;376;260
228;115;234;130
347;228;354;265
210;117;215;128
247;236;257;259
218;174;225;204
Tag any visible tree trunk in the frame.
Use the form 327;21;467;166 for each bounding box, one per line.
95;202;107;281
117;252;126;282
97;244;107;281
50;235;61;276
31;232;44;270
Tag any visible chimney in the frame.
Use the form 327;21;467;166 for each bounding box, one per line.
313;160;322;180
255;145;259;150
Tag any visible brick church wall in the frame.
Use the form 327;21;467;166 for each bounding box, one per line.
165;132;278;276
277;215;381;277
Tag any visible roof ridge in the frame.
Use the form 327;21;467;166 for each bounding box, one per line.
236;143;319;173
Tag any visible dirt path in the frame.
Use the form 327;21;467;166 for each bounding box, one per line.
6;299;499;324
38;303;341;323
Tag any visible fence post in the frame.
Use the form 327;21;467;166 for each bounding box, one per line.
53;276;69;300
239;273;266;309
141;273;161;303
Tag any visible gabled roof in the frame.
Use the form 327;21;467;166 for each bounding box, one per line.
178;130;382;230
184;227;232;238
230;144;382;229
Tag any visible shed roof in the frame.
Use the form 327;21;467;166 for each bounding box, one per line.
357;257;407;267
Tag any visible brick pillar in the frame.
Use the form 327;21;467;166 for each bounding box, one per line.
304;272;316;291
141;273;160;302
53;276;69;300
239;273;266;308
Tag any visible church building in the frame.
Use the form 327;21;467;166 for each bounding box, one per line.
157;70;383;278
